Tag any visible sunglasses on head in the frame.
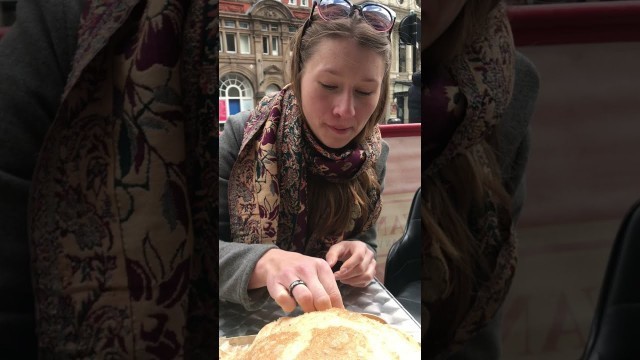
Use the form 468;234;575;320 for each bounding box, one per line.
302;0;396;36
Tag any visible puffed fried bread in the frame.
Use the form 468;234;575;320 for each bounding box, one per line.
227;307;421;360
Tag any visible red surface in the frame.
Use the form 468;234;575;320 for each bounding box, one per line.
508;1;640;46
379;123;420;138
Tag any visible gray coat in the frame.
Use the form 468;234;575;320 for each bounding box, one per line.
0;0;84;355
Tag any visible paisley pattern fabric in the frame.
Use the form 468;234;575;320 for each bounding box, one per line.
426;3;515;175
228;86;382;258
423;2;517;356
423;69;466;169
28;0;219;358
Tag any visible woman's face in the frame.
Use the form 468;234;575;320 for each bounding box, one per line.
300;38;384;149
422;0;467;47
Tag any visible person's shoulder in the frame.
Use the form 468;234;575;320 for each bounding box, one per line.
514;51;540;96
381;139;389;157
225;111;252;134
227;110;251;124
411;71;421;86
376;139;390;168
220;111;252;151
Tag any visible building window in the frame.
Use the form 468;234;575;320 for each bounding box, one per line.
224;20;235;28
396;95;405;121
288;0;296;5
238;21;249;29
289;25;297;32
301;0;308;6
239;34;251;54
265;84;281;95
271;36;279;56
261;24;269;31
226;33;236;53
219;73;255;120
260;28;281;57
398;42;406;73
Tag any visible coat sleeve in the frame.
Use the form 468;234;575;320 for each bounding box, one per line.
498;51;540;224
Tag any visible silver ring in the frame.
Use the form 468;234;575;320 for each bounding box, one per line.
288;279;307;297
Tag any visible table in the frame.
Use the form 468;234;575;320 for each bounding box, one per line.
219;278;421;343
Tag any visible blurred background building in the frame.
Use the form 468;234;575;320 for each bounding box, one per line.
218;0;421;124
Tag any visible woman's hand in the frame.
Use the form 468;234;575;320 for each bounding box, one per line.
325;240;376;287
249;249;344;313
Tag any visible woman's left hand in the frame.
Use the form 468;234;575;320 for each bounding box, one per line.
325;240;376;287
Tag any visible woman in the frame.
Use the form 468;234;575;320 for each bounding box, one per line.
219;0;394;314
423;0;536;358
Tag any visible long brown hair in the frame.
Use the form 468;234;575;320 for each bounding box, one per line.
425;138;511;352
423;0;512;352
288;16;392;243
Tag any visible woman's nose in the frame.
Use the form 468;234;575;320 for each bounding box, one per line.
332;92;356;119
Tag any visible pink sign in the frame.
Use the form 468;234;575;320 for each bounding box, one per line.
219;100;227;122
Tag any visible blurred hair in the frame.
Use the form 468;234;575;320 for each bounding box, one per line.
422;0;513;349
288;16;392;242
424;136;511;349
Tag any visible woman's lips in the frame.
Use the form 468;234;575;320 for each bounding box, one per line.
327;125;351;135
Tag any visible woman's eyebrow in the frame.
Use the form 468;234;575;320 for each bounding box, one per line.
318;69;380;83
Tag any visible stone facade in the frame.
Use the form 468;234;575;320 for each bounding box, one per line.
219;0;421;123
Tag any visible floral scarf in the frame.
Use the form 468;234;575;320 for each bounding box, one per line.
228;86;382;258
423;69;466;169
28;0;218;358
423;2;517;357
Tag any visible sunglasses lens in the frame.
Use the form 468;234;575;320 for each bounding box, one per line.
317;0;351;20
361;5;393;32
313;0;394;33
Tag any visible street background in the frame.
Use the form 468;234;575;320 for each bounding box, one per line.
501;41;640;360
